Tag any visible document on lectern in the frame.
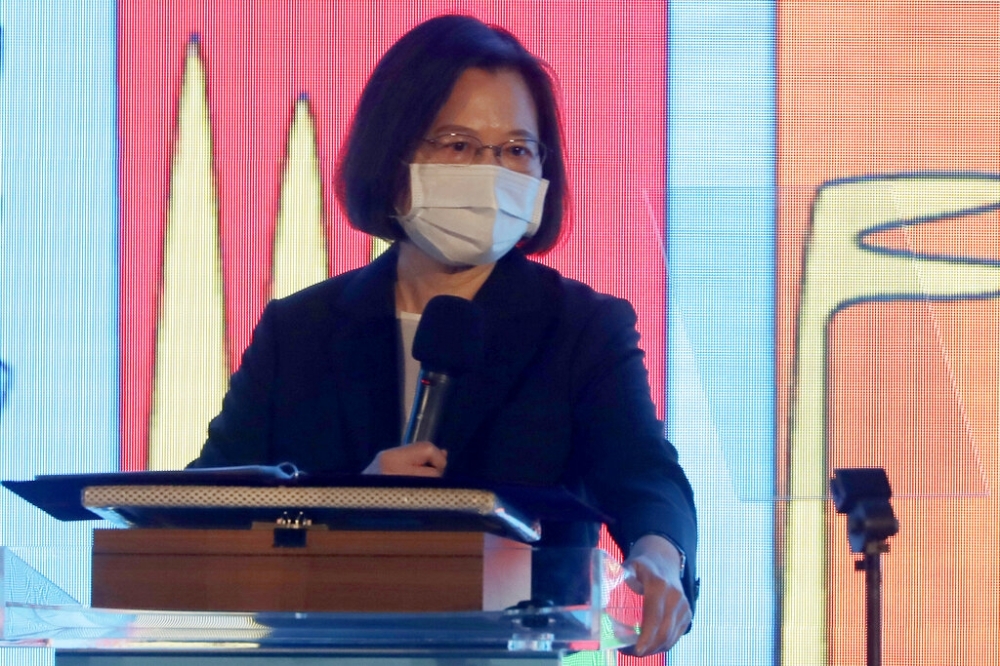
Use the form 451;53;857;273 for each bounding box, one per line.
2;465;608;543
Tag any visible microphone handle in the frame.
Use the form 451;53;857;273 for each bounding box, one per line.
403;370;454;444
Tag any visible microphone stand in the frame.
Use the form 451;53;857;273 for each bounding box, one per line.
857;534;891;666
830;468;899;666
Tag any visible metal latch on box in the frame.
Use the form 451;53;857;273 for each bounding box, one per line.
252;512;327;548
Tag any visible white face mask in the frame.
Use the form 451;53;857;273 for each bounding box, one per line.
397;163;549;267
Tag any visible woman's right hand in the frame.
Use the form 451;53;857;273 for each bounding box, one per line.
362;441;448;477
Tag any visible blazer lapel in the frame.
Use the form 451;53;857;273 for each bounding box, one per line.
438;251;558;465
329;247;403;470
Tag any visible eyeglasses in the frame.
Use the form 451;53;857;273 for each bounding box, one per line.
421;133;547;172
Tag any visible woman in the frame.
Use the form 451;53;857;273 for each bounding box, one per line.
191;14;696;654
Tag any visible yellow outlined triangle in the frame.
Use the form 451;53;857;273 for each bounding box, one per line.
272;96;329;299
148;39;229;470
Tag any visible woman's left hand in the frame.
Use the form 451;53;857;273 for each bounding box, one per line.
622;533;692;655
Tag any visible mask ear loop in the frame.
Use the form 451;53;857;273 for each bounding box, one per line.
517;173;549;241
393;161;416;219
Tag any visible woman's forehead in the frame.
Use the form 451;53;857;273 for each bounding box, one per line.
426;68;540;139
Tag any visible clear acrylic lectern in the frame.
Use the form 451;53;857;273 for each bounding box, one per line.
1;546;641;665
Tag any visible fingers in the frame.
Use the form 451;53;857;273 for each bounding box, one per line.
418;442;448;472
362;441;448;476
624;557;691;656
396;463;445;477
631;573;691;655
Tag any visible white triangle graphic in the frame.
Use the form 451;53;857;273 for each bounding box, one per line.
272;96;328;299
148;39;229;471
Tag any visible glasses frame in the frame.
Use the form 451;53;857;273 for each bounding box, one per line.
420;132;548;171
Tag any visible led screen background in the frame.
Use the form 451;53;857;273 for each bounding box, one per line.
1;2;998;666
117;0;668;476
778;4;1000;665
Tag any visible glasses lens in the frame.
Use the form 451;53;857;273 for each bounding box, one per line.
426;134;480;164
500;140;544;170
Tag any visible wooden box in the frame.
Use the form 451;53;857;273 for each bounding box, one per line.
91;528;531;613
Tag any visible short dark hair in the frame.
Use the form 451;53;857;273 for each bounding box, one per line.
334;15;568;254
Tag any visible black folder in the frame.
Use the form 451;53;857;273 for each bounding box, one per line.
2;466;608;543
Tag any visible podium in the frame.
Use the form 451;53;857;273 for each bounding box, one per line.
1;545;638;665
1;472;642;663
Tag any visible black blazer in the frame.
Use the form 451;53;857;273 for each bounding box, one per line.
192;245;698;607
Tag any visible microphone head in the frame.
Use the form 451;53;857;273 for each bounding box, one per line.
413;295;485;375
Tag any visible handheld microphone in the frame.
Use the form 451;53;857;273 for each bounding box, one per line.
403;295;484;444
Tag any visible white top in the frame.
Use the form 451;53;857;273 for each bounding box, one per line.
397;311;422;432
